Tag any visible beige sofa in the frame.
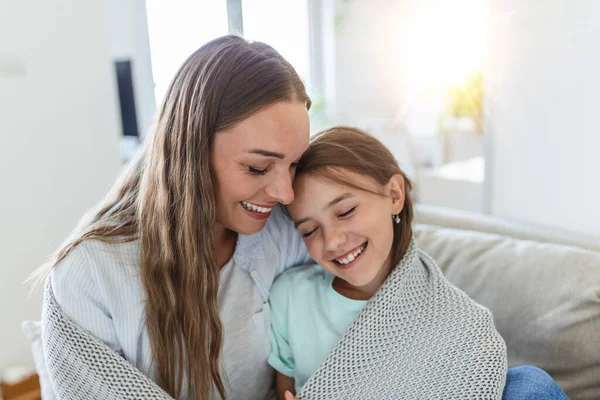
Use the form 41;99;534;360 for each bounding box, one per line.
413;204;600;400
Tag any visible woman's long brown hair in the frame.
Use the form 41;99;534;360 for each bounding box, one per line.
294;126;413;268
33;35;310;399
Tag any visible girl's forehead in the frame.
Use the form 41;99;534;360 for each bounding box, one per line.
294;170;382;195
290;173;384;218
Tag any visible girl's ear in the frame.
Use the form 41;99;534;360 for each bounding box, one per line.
386;174;405;215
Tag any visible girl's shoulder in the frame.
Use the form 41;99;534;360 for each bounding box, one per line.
270;263;325;301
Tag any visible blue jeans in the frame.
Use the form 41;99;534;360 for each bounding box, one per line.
502;366;569;400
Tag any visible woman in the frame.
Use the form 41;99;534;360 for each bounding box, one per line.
39;35;311;399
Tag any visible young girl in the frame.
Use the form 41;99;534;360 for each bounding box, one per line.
268;127;568;400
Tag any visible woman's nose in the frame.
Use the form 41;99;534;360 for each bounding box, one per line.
265;169;294;205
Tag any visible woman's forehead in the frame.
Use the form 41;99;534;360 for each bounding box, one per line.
214;101;309;159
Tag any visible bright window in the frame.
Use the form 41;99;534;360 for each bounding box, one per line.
145;0;229;104
242;0;312;93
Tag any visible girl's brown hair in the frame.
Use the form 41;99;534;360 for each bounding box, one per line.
295;126;413;268
34;35;310;399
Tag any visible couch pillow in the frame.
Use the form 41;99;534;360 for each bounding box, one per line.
414;225;600;400
21;320;56;400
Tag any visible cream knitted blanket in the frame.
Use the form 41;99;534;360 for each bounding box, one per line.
298;240;508;400
42;280;174;399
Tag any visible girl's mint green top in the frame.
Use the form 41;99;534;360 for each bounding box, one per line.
268;264;368;393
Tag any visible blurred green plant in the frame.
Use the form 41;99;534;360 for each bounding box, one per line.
309;94;327;117
334;0;355;35
308;94;328;132
442;70;484;133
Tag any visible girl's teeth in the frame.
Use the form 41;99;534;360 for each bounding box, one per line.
336;244;366;264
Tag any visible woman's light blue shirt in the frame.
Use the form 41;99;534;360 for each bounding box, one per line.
50;205;310;399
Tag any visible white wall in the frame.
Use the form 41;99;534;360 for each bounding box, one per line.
484;0;600;236
0;0;152;371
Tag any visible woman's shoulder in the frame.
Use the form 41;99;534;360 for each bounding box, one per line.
50;238;144;320
52;238;141;288
262;204;294;237
49;238;143;353
261;205;312;271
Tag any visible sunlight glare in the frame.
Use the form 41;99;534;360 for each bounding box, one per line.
403;2;488;92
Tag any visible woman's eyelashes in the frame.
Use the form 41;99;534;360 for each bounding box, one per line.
246;165;270;176
245;161;297;176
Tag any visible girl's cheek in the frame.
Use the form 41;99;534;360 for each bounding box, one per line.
307;241;320;259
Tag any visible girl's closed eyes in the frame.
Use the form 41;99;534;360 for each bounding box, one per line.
338;206;356;218
298;207;357;238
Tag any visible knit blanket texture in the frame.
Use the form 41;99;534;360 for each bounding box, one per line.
298;240;508;400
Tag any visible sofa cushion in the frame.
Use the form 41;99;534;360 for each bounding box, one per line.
414;224;600;400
